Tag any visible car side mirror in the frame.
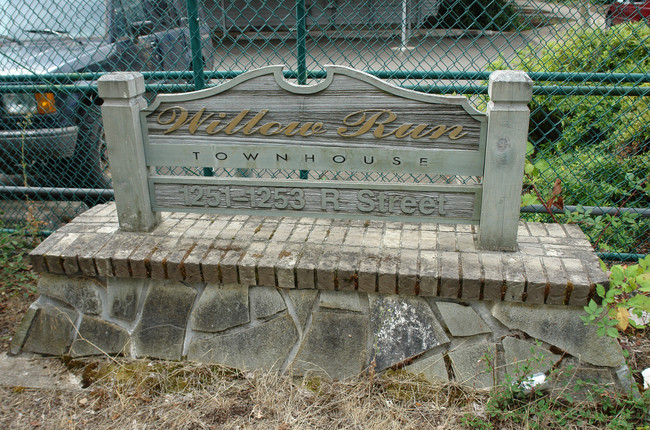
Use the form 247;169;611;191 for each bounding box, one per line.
129;20;155;39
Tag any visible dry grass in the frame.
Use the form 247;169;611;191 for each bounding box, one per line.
4;353;648;429
0;358;487;429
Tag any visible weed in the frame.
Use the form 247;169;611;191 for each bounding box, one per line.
0;228;40;298
462;350;650;429
63;357;244;396
0;111;48;299
582;255;650;339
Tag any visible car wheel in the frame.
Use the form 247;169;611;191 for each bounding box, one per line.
49;105;112;200
605;13;613;28
75;108;111;190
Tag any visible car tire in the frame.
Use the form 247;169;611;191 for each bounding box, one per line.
74;107;111;190
605;13;613;28
48;105;112;200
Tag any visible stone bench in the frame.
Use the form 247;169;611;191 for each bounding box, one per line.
13;203;625;390
31;204;605;306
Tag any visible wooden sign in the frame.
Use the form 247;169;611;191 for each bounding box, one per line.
142;66;486;221
98;67;532;249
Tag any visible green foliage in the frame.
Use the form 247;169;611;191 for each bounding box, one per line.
495;22;650;74
430;0;517;31
464;390;650;429
582;255;650;338
543;24;648;73
525;143;649;253
504;22;650;152
503;22;650;255
522;142;649;254
607;90;650;156
521;141;544;207
462;348;650;429
563;204;646;253
490;21;650;151
537;145;649;205
0;227;40;298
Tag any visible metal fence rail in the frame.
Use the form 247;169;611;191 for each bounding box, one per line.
0;0;648;260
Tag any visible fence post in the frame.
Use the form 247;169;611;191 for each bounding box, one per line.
478;70;533;251
186;0;206;90
297;0;309;180
97;72;160;232
296;0;308;85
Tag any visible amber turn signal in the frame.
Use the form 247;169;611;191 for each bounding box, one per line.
35;92;56;114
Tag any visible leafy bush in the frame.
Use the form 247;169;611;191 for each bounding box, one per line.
607;90;650;156
0;228;40;298
523;144;649;253
491;22;650;150
532;144;650;206
499;22;650;255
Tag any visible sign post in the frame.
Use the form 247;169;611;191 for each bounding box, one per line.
479;70;533;250
98;72;160;232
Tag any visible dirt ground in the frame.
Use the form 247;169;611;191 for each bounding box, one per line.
0;294;31;352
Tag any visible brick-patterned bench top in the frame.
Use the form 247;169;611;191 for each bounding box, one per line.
30;203;607;306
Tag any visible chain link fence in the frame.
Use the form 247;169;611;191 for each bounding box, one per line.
0;0;648;259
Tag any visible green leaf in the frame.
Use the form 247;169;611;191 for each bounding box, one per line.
636;273;650;290
606;327;619;338
599;259;607;272
533;159;550;172
610;266;625;287
521;193;539;207
625;294;650;312
524;161;535;175
588;299;598;312
605;288;618;301
596;284;605;298
526;141;535;156
624;264;640;278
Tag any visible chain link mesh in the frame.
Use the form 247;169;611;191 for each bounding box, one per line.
0;0;648;258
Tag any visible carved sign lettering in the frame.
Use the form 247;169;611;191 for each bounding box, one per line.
151;180;480;222
156;106;468;142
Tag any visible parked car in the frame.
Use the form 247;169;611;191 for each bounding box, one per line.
0;0;212;190
606;0;650;27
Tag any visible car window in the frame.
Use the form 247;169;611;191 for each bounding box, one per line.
0;0;108;40
145;0;180;29
112;0;147;37
112;0;182;37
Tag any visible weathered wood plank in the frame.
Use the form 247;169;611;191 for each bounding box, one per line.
478;71;533;251
144;67;486;153
150;177;480;223
98;73;160;232
145;142;485;176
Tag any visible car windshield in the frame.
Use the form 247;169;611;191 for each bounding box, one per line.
0;0;109;41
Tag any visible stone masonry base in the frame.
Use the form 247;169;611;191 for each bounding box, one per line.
15;204;625;392
11;274;628;392
29;204;608;306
